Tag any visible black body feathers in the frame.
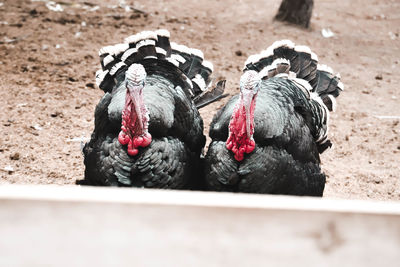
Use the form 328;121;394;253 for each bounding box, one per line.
205;40;343;196
79;30;223;188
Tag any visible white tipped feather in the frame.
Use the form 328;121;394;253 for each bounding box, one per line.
170;42;179;50
99;45;114;56
166;58;180;67
202;60;214;72
316;124;329;143
99;31;216;97
318;134;329;145
261;58;291;78
121;48;138;62
155;29;170;38
269;39;295;51
280;39;296;48
181;45;192;55
109;62;126;76
124;31;157;44
95;69;108;87
272;58;290;66
311;52;318;62
326;94;337;112
185;76;193;89
293;77;313;92
171;42;183;53
99;44;126;57
317;64;333;74
244;54;262;69
171;54;186;64
192;74;206;91
136;39;156;49
250;54;262;64
294;45;312;54
171;43;191;55
264;41;278;55
336;72;341;79
139;30;158;40
155;47;167;56
124;33;142;44
111;43;129;56
265;64;276;73
258;67;269;79
311;92;327;108
290;77;312;99
337;81;344;91
260;47;274;59
310;92;330;143
190;48;204;59
103;55;115;67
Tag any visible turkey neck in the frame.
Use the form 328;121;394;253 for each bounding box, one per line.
226;92;257;161
118;88;152;156
124;89;147;135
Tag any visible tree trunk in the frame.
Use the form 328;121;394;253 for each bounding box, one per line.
274;0;314;28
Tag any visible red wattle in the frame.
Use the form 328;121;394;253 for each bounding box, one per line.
141;133;152;147
127;147;139;156
127;140;138;156
246;139;255;153
232;146;238;154
130;133;152;148
118;131;130;145
226;134;256;162
133;136;142;148
234;154;244;161
119;90;152;156
225;96;257;162
232;141;255;162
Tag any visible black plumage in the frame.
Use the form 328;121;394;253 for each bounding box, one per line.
204;40;343;196
78;30;224;189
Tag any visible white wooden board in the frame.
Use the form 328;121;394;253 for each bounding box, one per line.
0;185;399;267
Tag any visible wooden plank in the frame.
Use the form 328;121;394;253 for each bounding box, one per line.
0;185;399;267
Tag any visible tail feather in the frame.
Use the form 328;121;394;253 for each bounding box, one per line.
194;80;228;109
136;39;158;59
155;29;172;57
191;60;213;94
315;64;344;111
94;29;220;108
185;48;204;78
244;40;343;112
244;40;318;88
259;58;291;79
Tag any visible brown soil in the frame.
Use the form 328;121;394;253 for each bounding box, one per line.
0;0;399;200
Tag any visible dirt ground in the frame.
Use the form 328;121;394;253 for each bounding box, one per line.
0;0;399;200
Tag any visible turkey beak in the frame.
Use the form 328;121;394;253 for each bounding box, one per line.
242;90;254;139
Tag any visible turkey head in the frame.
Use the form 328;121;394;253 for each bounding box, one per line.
118;64;152;156
226;70;260;161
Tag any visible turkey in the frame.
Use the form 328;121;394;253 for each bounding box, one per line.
204;40;343;196
77;29;225;188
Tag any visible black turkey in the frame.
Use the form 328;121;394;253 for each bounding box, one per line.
204;40;343;196
78;29;225;188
